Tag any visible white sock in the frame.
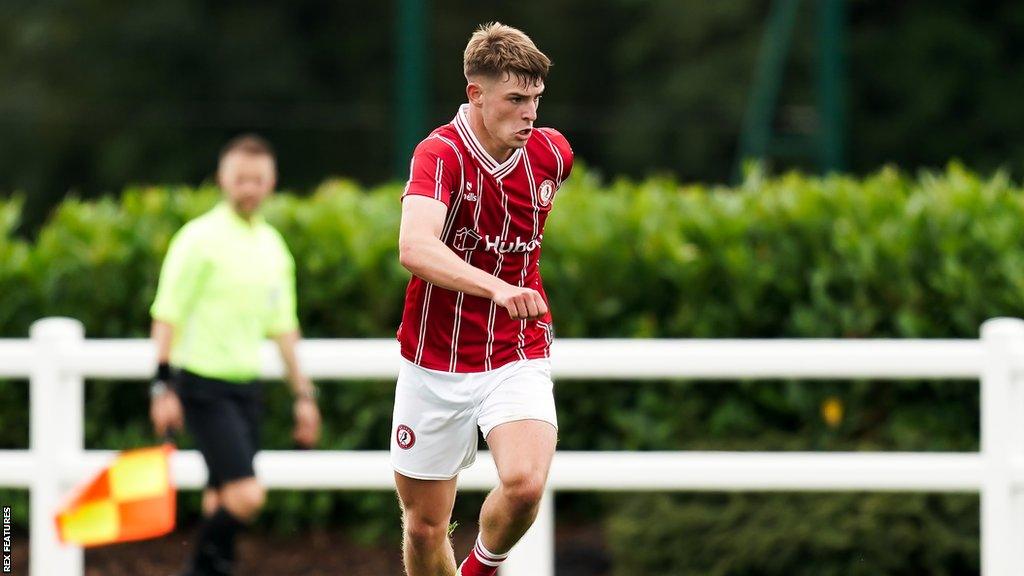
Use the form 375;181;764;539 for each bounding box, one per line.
473;535;509;566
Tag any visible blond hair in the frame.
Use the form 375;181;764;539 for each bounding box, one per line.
463;22;550;85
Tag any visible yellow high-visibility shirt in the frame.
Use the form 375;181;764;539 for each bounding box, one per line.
151;203;298;382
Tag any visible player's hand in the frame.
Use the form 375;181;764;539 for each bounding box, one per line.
150;389;184;438
492;284;548;320
292;397;321;448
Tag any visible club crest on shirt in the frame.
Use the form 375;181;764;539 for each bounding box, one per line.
539;179;556;206
453;227;482;251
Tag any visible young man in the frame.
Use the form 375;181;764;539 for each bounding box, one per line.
392;22;573;576
149;134;321;576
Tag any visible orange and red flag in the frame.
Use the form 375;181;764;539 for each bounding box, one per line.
55;444;176;547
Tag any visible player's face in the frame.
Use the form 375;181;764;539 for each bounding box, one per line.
217;152;276;219
472;74;544;156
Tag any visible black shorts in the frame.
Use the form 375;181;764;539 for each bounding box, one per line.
177;369;262;489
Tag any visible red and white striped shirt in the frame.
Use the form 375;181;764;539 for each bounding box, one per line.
398;104;574;373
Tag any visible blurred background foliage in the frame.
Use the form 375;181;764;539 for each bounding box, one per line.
1;163;1011;572
2;0;1023;230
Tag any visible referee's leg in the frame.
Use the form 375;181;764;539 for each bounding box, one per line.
181;383;263;576
395;474;459;576
218;477;265;522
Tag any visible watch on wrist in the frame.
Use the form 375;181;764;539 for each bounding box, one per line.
151;362;174;399
150;381;170;399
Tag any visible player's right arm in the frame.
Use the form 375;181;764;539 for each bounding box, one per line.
399;140;547;320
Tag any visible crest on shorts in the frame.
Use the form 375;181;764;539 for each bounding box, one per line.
538;180;556;206
396;425;416;450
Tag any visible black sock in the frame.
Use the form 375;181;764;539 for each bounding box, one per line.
189;508;245;576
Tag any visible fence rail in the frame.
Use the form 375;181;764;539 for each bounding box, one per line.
2;317;1023;575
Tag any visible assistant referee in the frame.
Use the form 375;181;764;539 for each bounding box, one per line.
149;134;321;576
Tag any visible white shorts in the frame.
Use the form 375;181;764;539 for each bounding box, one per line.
390;357;558;481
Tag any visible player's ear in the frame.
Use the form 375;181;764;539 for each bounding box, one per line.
466;80;484;107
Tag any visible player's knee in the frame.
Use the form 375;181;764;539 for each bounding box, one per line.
403;515;449;550
501;471;546;515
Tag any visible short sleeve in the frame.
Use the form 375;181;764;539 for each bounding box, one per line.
266;236;300;336
539;128;574;184
401;137;458;206
150;224;208;325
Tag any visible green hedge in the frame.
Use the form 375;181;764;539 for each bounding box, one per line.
4;163;1021;341
607;492;978;576
2;163;1014;572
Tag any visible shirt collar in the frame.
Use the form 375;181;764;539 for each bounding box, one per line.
214;201;265;231
452;104;522;179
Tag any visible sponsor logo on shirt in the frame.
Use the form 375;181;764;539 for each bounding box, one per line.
454;227;482;251
453;227;543;254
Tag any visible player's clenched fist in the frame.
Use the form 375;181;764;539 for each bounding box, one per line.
492;284;548;320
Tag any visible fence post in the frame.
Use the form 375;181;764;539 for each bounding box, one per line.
980;318;1024;576
500;489;554;576
30;318;85;576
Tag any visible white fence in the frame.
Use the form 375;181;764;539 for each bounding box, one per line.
1;316;1023;575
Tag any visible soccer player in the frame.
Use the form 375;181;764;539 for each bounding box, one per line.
149;134;321;576
392;22;573;576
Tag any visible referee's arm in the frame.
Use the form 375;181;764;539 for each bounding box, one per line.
273;330;315;398
148;319;183;436
268;251;321;447
272;330;321;448
148;226;204;437
152;320;174;365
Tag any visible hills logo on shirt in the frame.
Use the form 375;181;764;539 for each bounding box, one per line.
453;227;542;254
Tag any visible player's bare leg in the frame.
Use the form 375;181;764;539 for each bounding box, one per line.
460;420;556;575
396;473;460;576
